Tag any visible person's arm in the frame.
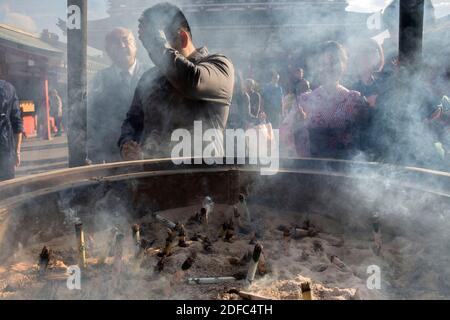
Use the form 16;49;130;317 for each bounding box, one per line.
163;51;234;103
144;31;234;104
57;95;63;116
118;86;145;160
14;133;22;167
10;89;23;167
279;87;284;114
243;93;259;126
87;72;103;159
255;92;262;117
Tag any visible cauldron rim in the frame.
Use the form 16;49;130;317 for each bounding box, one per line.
1;157;450;209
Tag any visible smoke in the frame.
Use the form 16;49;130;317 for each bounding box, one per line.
346;0;389;13
3;0;450;300
0;4;38;33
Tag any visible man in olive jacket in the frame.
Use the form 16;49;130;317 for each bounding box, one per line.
118;2;234;160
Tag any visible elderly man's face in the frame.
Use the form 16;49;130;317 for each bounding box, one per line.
106;30;137;69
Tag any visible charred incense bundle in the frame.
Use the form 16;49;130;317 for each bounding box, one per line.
131;224;141;243
140;238;156;253
190;233;213;252
75;222;87;268
313;240;323;252
39;246;51;275
372;213;382;255
175;223;189;247
131;224;143;258
199;207;208;227
221;218;235;242
301;282;313;300
277;223;316;239
153;212;177;230
202;196;214;221
302;218;318;237
171;251;198;283
330;255;348;270
291;228;309;239
158;228;178;257
187;211;202;225
181;251;197;271
246;243;263;285
156;256;166;272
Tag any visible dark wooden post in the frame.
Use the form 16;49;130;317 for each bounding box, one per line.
399;0;424;67
67;0;87;167
43;78;52;140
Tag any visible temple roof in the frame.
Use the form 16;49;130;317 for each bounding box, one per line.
0;24;62;56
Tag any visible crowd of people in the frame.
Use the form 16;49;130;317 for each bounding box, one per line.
230;39;450;168
1;1;450;182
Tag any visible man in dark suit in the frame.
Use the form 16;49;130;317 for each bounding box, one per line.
87;27;146;163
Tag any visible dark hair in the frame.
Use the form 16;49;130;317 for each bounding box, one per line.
142;2;192;40
318;41;348;74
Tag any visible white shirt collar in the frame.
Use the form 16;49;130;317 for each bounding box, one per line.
115;60;137;77
128;60;137;76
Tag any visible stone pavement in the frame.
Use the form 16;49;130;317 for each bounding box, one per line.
16;134;69;177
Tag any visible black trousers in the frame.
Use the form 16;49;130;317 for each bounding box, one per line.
0;155;14;181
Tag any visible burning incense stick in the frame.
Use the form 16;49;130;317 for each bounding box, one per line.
131;224;142;258
187;276;238;285
301;282;313;300
75;222;86;268
38;246;50;275
246;243;263;285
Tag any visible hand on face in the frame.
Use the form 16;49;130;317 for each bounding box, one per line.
121;141;143;161
138;17;169;55
367;95;377;108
